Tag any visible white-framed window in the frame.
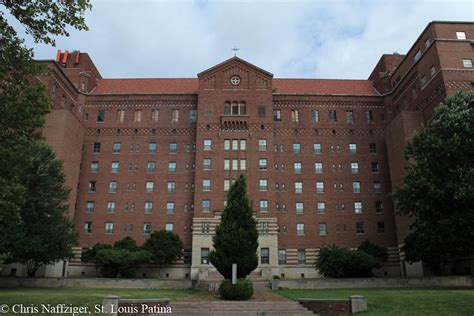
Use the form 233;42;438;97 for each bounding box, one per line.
296;223;305;236
353;181;361;193
294;162;302;174
146;181;154;193
166;202;175;214
232;159;238;171
430;65;436;76
298;249;306;264
202;199;211;212
319;223;327;236
259;139;267;151
165;223;173;232
168;161;177;172
463;58;473;68
86;201;94;213
329;110;337;122
189;109;197;122
84;222;92;234
293;143;301;154
291;109;299;122
203;139;212;151
273;109;282;121
317;202;326;214
373;181;381;193
224;139;230;150
314;162;323;174
169;142;177;153
311;110;319;122
346;110;354;123
144;201;153;214
316;181;324;193
88;181;96;192
278;249;287;264
240;159;246;170
203;158;211;170
117;109;125;123
148;142;157;153
90;161;99;173
296;202;304;214
112;142;121;153
111;161;119;173
143;223;152;235
224;179;230;192
171;109;179;122
414;49;422;62
107;201;116;213
147;161;156;173
260;199;268;212
365;110;374;123
259;159;267;170
167;181;176;193
134;110;142;122
351;162;359;174
109;181;117;193
261;248;270;264
201;248;209;264
105;222;114;234
203;179;211;191
224;159;230;170
240;139;246;151
354;201;363;214
295;181;303;194
456;31;466;40
314;143;322;154
151;109;159;122
349;143;357;154
259;179;268;191
232;139;239;150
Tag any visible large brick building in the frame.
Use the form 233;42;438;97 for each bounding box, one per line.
4;21;473;279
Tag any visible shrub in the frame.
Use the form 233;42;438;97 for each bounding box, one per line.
219;278;254;300
272;275;280;279
316;245;380;278
358;240;389;266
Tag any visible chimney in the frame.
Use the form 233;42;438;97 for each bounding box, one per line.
74;51;81;64
56;49;61;62
62;50;69;65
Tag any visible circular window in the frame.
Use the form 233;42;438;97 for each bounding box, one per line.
230;76;241;86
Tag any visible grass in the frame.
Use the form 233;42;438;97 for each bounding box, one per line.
0;287;195;315
276;287;474;316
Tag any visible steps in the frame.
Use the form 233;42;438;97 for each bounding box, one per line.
164;301;315;316
196;280;271;292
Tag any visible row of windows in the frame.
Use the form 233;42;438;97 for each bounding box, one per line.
84;222;176;235
94;108;196;123
257;200;383;214
92;141;379;155
273;109;380;123
86;201;195;213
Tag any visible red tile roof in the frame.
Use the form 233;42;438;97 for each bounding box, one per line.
93;78;377;96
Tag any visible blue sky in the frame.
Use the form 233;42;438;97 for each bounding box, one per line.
6;0;474;79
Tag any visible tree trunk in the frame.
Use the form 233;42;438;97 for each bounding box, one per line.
26;260;41;277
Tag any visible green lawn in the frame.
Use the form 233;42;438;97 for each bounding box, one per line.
276;288;474;316
0;287;195;315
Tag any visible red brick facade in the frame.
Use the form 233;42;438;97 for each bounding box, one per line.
38;21;474;278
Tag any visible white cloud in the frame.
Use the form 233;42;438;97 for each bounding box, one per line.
9;0;474;79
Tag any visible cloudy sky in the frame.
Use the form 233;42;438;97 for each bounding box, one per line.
7;0;474;79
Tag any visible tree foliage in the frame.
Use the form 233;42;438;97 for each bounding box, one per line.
358;240;389;265
393;91;474;275
210;175;259;279
142;230;183;265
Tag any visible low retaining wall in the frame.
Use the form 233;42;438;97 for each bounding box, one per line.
273;276;474;290
0;277;192;289
299;296;366;316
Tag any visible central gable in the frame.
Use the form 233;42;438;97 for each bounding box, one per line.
197;57;273;90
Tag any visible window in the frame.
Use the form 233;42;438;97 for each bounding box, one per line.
261;248;270;264
109;181;117;193
420;75;427;87
84;222;92;234
90;162;99;173
226;102;246;115
231;139;239;150
430;65;436;76
105;222;114;234
424;38;430;48
148;142;157;153
349;143;357;154
369;143;377;154
365;110;374;123
456;31;466;39
143;223;151;235
259;139;267;151
166;202;175;214
356;222;364;234
278;249;287;264
116;109;125;123
463;59;473;68
371;162;380;173
328;110;337;122
190;109;197;122
293;143;301;154
145;202;153;214
346;111;354;123
414;49;422;62
93;142;101;153
373;181;381;193
240;159;246;170
291;110;299;122
351;162;359;174
111;161;119;173
203;158;211;170
151;109;159;122
97;110;105;122
259;159;267;170
239;139;247;151
319;223;327;235
202;199;211;212
88;181;96;193
168;161;177;173
147;161;156;173
130;144;139;152
134;110;142;122
171;109;179;122
232;159;238;170
224;139;231;151
311;110;319;122
314;162;323;174
113;142;121;153
203;139;212;151
296;202;304;214
295;181;303;194
203;179;211;191
259;179;268;191
298;249;306;264
201;248;209;264
260;200;268;212
224;159;230;171
297;223;305;236
107;201;116;213
273;109;282;121
86;201;94;213
165;223;174;232
377;222;385;234
317;202;326;214
316;181;324;193
294;162;302;174
169;143;177;153
354;202;363;214
146;181;154;193
167;181;176;193
314;143;322;154
376;201;384;213
352;181;361;193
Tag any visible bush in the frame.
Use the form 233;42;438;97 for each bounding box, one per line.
358;240;388;266
272;275;280;279
219;278;253;300
316;245;380;278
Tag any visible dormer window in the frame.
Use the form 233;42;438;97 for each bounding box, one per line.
224;102;246;115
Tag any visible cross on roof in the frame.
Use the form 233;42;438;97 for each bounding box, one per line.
232;46;240;57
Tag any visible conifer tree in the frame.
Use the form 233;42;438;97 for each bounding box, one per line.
210;174;259;279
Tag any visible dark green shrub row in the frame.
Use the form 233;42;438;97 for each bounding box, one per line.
219;278;254;300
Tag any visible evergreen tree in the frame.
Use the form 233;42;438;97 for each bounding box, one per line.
143;230;183;265
210;175;259;279
393;91;474;275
